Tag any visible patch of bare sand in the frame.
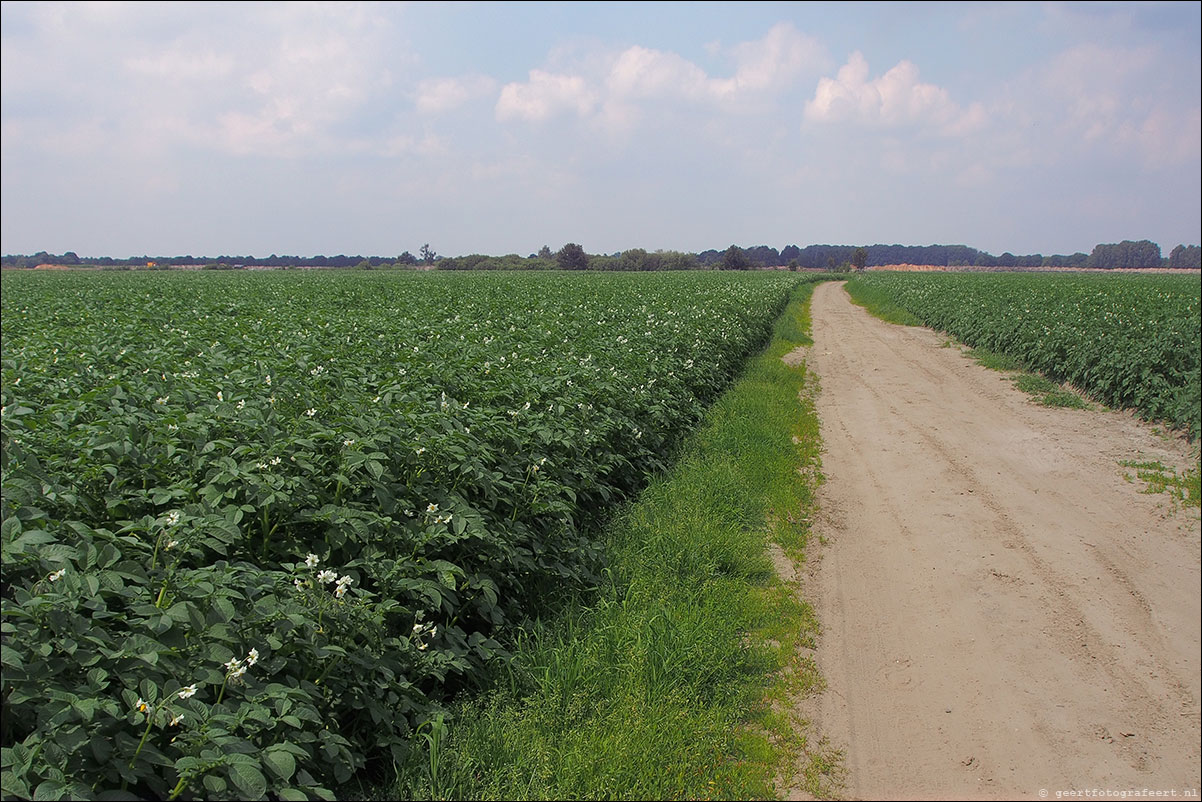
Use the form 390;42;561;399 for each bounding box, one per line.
786;281;1200;800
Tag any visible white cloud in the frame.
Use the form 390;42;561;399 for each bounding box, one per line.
496;70;596;122
1044;44;1151;134
415;75;498;115
381;133;447;159
1036;43;1199;166
726;22;826;93
2;2;405;159
1121;106;1201;167
604;22;823;105
606;46;713;102
804;52;985;134
495;22;826;127
124;48;236;82
208;8;395;156
0;116;110;158
6;3;1195;260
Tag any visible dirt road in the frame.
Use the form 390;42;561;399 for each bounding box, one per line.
791;281;1201;800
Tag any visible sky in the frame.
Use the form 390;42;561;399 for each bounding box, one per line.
1;1;1200;260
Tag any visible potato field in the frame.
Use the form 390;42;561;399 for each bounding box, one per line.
0;269;804;800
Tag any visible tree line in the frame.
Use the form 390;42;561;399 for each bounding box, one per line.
4;239;1199;271
0;244;440;271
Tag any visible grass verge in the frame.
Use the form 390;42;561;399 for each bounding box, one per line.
966;346;1024;373
393;280;831;800
842;278;925;326
1119;460;1202;508
1011;373;1092;409
965;348;1092;408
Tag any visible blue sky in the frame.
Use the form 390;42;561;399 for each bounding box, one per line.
2;1;1199;259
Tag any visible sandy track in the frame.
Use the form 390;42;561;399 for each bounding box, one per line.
791;282;1200;800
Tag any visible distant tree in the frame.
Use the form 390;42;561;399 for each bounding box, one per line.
618;248;646;271
852;247;868;271
1042;252;1089;268
1129;240;1162;267
1168;244;1201;268
588;254;619;270
526;252;556;269
436;254;489;271
396;251;417;265
557;243;589;270
788;259;800;271
420;244;437;265
721;244;750;270
491;254;528;270
617;248;667;271
940;245;984;266
780;244;801;263
744;245;780;267
537;245;553;259
659;251;699;271
1088;240;1161;269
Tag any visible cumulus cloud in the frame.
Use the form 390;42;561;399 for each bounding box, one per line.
496;70;597;122
1044;44;1152;134
124;47;236;82
2;2;405;159
608;22;823;103
804;51;985;134
206;7;397;156
381;133;447;159
725;21;825;93
606;46;714;102
1036;43;1198;165
415;74;498;115
496;22;825;125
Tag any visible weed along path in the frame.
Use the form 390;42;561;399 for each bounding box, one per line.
792;281;1201;800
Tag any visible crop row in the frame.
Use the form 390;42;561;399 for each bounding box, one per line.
845;272;1201;439
0;269;808;800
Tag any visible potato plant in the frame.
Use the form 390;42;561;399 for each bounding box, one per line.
0;269;799;799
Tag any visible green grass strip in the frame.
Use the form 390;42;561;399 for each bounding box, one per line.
966;348;1092;408
1011;373;1092;408
394;281;829;800
1119;460;1202;508
967;346;1025;373
842;276;926;326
